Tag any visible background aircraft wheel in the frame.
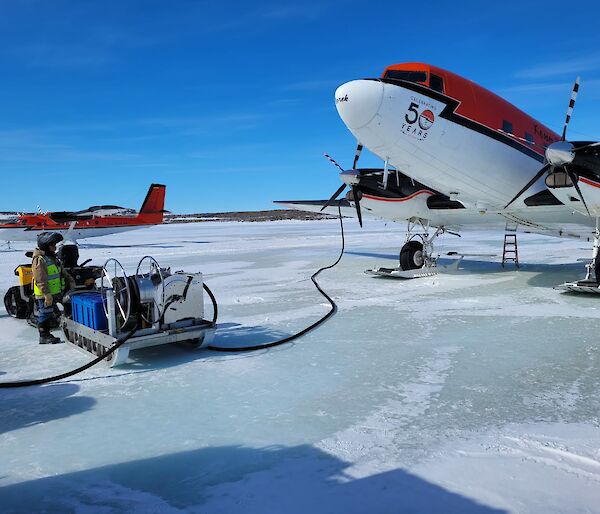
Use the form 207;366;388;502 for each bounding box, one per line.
400;241;425;271
4;286;29;319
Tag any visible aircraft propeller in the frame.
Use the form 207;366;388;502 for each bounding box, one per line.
320;142;365;227
505;77;598;215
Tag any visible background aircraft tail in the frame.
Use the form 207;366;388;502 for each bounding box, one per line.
137;184;167;224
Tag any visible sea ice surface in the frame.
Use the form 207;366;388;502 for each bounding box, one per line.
0;219;599;513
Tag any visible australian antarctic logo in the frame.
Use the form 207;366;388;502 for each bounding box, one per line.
401;97;437;140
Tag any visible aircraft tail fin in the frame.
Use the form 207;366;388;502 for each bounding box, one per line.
137;184;166;223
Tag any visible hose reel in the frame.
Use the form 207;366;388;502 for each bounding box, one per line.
100;256;168;330
100;258;132;330
135;256;165;325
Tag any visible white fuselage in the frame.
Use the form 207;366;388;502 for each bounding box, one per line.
334;79;596;238
0;225;149;242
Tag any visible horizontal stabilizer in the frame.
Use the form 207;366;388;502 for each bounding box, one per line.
274;199;357;218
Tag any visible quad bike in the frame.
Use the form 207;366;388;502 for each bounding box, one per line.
3;243;102;327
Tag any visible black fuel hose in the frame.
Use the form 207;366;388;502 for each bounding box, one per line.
0;326;138;388
206;204;344;352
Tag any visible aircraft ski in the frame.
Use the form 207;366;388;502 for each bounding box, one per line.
365;252;496;279
365;258;461;279
554;281;600;294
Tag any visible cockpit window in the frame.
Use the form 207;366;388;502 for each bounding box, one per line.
430;74;444;93
384;70;428;83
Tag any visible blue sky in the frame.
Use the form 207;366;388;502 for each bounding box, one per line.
1;0;599;213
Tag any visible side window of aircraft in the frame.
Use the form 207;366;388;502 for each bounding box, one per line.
430;74;444;93
525;132;534;145
502;120;513;135
384;70;428;84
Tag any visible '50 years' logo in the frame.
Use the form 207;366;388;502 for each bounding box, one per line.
403;102;435;140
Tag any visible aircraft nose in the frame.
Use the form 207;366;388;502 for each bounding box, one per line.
335;80;384;130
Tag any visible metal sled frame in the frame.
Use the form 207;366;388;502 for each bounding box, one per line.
62;318;215;366
62;287;215;366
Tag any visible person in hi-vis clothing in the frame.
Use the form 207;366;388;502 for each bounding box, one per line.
31;232;75;344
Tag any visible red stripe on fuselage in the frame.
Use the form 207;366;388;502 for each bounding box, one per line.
362;190;434;202
580;177;600;188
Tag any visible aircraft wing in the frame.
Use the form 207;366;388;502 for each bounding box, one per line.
273;199;360;218
275;196;595;240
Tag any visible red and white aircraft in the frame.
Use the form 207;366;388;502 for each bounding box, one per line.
0;183;166;242
278;63;600;285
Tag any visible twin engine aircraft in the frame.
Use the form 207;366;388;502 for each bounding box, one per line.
0;183;166;242
277;63;600;283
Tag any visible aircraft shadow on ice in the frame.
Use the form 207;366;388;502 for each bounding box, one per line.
0;443;507;513
345;250;584;286
346;250;506;271
0;383;95;435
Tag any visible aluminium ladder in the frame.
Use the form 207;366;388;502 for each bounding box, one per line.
502;222;519;268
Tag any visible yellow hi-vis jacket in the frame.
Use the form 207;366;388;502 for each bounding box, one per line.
32;249;70;298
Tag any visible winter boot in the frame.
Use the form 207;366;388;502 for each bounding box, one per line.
38;322;62;344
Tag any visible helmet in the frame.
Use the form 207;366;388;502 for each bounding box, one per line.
37;231;64;252
57;242;79;268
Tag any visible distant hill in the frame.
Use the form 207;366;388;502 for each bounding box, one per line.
164;209;335;223
0;209;335;224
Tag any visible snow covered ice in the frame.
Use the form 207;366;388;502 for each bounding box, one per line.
1;219;599;513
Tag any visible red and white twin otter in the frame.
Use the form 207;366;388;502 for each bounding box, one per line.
0;184;166;242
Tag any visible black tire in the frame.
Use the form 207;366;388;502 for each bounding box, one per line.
399;241;425;271
4;286;30;319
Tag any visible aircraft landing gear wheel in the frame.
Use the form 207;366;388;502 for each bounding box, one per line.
400;241;424;271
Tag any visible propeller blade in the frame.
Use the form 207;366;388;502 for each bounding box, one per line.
565;166;591;216
320;183;347;212
323;153;345;173
562;76;580;141
352;143;363;169
574;141;600;152
505;163;552;209
352;187;363;227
